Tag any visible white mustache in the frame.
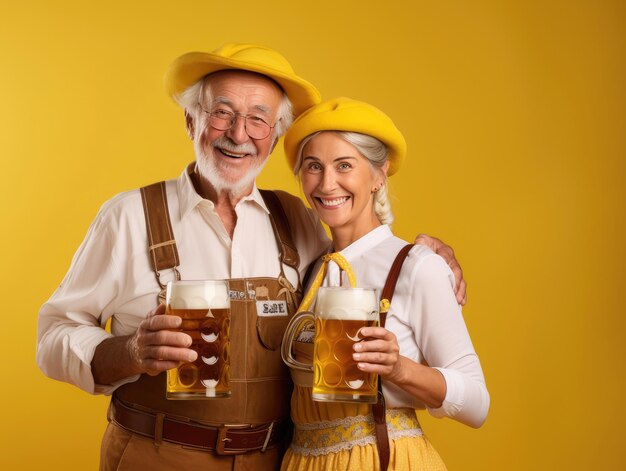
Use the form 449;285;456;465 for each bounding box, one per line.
211;135;257;156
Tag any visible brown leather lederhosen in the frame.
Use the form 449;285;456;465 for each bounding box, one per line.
107;182;303;467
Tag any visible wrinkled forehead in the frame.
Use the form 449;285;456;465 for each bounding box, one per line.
202;70;284;108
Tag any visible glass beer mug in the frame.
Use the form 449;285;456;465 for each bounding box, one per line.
165;280;231;399
283;286;379;404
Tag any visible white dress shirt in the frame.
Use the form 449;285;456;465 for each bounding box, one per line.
324;225;489;428
37;163;329;396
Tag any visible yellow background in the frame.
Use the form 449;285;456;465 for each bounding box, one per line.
2;0;624;469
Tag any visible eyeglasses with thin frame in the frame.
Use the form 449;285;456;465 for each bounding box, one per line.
198;104;276;140
197;80;276;140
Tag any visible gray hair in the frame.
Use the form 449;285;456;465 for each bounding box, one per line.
293;131;394;225
174;74;294;139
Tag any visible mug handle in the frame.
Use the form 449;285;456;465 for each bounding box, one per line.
281;311;314;372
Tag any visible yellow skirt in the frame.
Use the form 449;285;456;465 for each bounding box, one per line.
281;385;447;471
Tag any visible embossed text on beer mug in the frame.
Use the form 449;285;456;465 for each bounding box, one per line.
312;287;379;403
165;280;231;399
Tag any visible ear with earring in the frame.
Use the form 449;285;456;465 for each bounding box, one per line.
372;182;384;193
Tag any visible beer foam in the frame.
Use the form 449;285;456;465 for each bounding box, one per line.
167;281;230;309
316;288;378;320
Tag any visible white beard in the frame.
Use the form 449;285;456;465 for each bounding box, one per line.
194;135;267;198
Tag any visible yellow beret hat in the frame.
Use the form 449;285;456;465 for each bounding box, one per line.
284;97;406;176
164;43;321;117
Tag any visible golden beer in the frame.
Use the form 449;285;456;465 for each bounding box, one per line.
165;280;231;399
312;287;379;403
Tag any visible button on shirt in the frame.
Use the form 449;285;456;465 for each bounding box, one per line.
323;225;489;428
37;163;329;395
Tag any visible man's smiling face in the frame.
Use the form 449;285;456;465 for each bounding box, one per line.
193;70;283;196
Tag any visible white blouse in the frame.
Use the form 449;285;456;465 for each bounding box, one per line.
323;225;489;428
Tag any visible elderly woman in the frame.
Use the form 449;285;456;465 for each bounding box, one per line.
280;97;489;471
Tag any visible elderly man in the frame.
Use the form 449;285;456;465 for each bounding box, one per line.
37;44;466;470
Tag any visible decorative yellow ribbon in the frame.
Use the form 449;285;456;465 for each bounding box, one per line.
296;252;358;313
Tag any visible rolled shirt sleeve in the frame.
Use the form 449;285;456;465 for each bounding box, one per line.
407;251;490;428
37;196;141;395
429;363;490;428
335;229;489;428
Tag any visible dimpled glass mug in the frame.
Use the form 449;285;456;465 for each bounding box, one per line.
282;287;379;404
165;280;231;399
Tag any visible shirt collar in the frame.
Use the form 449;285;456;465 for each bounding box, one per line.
339;225;394;261
176;162;269;220
238;184;270;214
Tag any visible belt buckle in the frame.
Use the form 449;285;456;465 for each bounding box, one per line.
216;423;251;455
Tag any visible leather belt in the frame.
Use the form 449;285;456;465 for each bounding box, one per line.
110;397;289;455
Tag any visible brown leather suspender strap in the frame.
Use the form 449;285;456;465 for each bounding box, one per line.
372;388;390;471
373;243;415;471
140;182;180;303
379;244;415;326
139;184;300;302
259;189;300;272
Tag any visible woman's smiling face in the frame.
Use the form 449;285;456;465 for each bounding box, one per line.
300;132;384;241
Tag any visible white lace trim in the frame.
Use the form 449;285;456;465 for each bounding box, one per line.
290;411;423;457
390;428;424;440
291;436;379;456
296;413;374;431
